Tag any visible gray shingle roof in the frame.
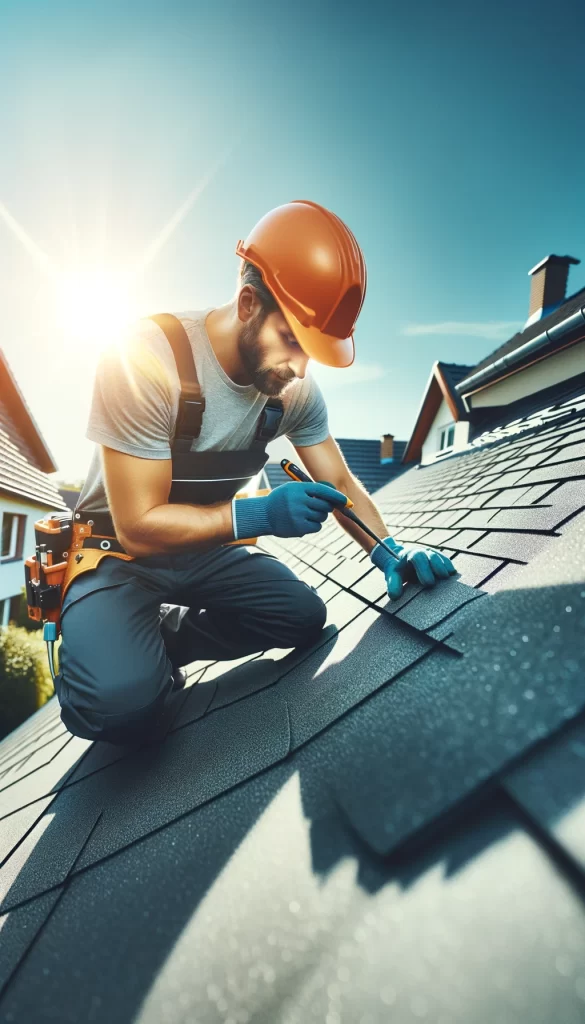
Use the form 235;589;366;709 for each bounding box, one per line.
265;437;408;493
463;284;585;382
0;350;58;475
0;353;66;510
0;414;67;510
1;384;585;1021
57;488;81;513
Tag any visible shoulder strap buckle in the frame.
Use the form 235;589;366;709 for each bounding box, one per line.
256;400;284;442
175;395;206;440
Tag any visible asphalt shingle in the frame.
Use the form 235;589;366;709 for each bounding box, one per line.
2;378;585;1022
502;714;585;873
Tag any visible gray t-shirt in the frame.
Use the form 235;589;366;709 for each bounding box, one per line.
77;308;329;514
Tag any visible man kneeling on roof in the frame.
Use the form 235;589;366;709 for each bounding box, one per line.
54;199;456;746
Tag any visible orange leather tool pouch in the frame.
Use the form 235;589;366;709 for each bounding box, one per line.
61;523;135;604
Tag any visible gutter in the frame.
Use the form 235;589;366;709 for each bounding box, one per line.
454;302;585;398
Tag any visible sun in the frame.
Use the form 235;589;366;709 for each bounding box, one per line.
54;267;138;350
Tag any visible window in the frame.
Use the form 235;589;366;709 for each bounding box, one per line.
438;424;455;451
1;512;26;560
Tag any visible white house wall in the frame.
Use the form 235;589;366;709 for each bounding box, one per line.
469;339;585;409
0;493;47;607
420;398;469;465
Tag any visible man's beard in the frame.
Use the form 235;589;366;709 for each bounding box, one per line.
238;317;296;396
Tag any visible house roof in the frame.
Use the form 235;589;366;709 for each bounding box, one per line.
403;360;474;463
0;350;67;510
457;282;585;390
1;379;585;1019
0;350;58;475
265;437;408;494
0;417;68;512
57;488;82;513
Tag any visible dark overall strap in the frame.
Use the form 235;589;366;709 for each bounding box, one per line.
149;313;205;453
148;312;284;451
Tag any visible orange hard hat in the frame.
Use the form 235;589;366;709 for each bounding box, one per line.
235;199;367;368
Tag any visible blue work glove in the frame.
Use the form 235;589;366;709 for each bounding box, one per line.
370;537;457;601
233;481;348;540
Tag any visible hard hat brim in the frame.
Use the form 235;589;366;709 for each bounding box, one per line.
280;304;355;368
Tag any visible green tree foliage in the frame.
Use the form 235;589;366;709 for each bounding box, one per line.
0;625;56;740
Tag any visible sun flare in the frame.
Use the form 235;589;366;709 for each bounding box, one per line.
54;267;138;349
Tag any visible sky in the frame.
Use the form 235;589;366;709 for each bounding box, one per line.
1;0;584;484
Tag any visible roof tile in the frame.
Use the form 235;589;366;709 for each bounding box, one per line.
502;714;585;872
450;552;504;587
394;579;484;631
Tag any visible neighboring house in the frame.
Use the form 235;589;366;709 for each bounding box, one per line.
0;350;67;627
263;434;408;493
404;253;585;464
57;487;82;513
2;256;585;1020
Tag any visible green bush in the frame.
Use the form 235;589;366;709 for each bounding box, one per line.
0;624;57;740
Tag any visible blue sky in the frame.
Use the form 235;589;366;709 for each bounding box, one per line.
1;0;584;482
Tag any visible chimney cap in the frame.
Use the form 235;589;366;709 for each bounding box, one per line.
528;254;580;277
381;432;394;439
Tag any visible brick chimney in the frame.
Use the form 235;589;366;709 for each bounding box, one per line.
380;434;394;463
526;254;580;328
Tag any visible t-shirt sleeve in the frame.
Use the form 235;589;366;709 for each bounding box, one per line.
283;373;330;447
85;326;174;459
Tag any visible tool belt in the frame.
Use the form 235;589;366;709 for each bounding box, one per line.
24;492;270;637
24;509;133;632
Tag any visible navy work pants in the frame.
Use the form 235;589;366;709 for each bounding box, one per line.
53;544;327;745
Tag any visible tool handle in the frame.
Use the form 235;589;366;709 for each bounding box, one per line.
280;460;399;560
280;460;354;509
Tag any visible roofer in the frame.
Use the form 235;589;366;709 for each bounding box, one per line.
53;199;457;746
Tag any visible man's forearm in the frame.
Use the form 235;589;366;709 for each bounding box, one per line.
121;500;235;557
331;474;391;554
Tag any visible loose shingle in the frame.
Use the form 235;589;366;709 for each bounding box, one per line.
280;608;434;748
502;714;585;872
395;579;484;631
328;576;585;857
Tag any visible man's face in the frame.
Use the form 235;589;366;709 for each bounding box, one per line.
238;309;309;396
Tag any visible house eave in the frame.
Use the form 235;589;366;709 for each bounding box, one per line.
455;305;585;399
0;350;58;473
403;363;465;464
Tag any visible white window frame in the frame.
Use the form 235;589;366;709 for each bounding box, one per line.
1;512;23;560
438;423;455;451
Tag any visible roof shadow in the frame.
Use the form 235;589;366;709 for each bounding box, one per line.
0;575;584;1013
